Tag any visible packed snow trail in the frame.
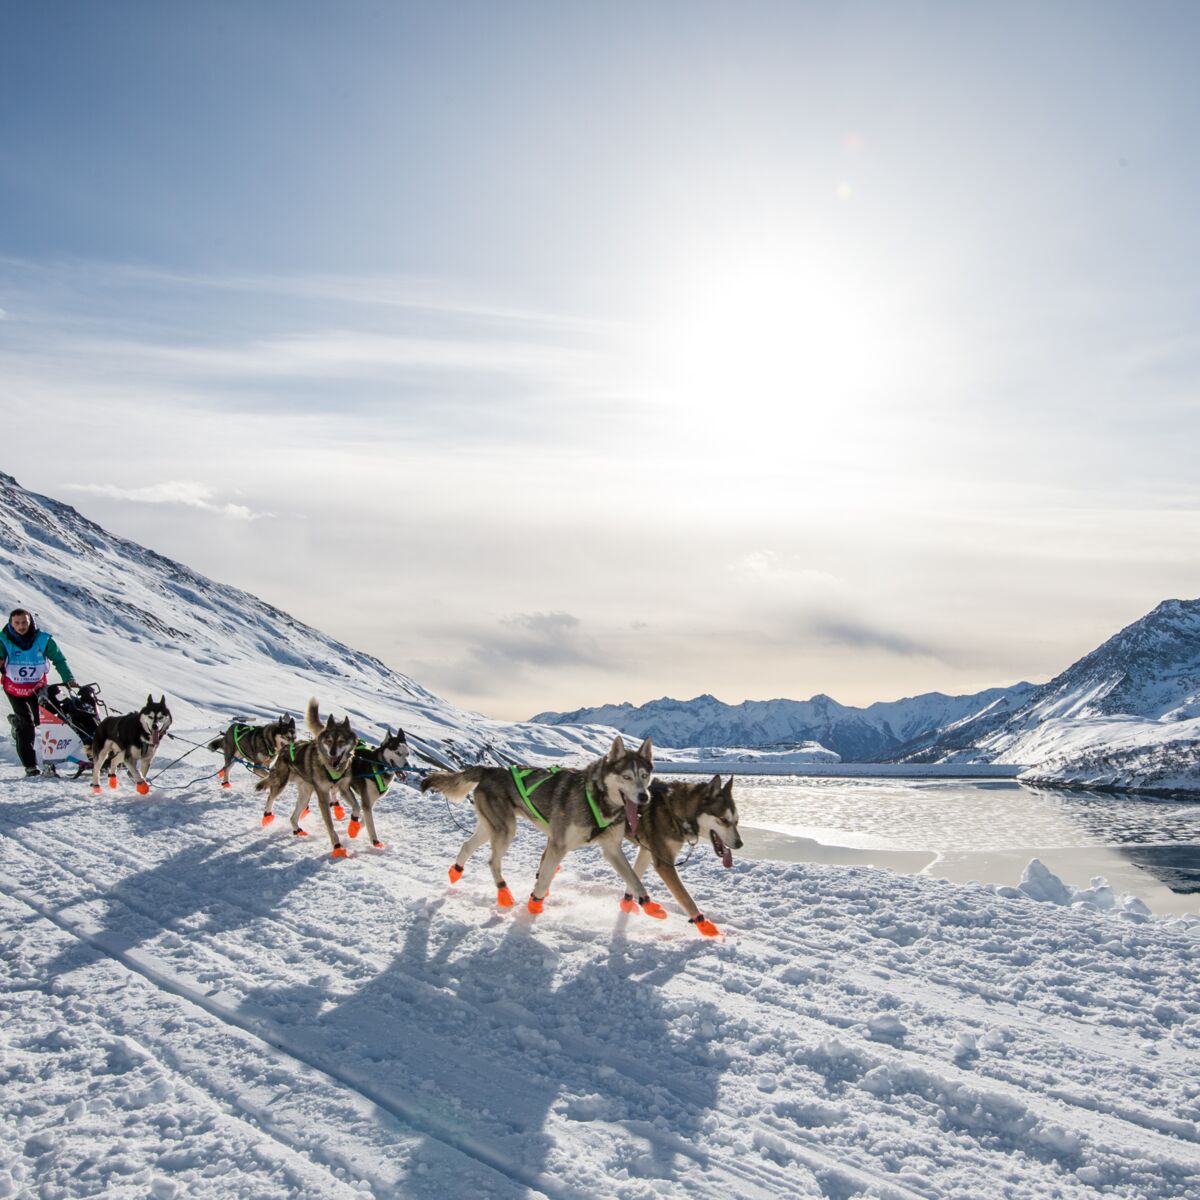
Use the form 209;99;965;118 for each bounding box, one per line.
1;763;1199;1199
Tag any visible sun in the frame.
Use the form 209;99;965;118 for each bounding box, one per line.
635;233;932;446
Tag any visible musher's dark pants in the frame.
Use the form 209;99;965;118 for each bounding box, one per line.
6;692;39;770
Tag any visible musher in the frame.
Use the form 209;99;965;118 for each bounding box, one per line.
1;608;77;777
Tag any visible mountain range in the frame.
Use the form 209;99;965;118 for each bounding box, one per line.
534;600;1200;793
532;685;1036;762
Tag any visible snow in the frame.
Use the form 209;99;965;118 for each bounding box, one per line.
3;473;1200;1197
2;770;1199;1199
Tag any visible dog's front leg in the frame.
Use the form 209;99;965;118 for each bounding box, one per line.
317;789;346;859
130;751;151;795
605;832;666;919
651;857;700;919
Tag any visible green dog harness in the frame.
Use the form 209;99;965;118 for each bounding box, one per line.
511;766;615;830
511;765;559;826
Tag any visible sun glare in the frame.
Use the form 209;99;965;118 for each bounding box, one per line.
638;236;934;448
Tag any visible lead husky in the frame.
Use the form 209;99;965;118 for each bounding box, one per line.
90;695;173;795
623;775;742;937
207;715;297;787
254;699;359;857
420;735;660;917
341;727;409;849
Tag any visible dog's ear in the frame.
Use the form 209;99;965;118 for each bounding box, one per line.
160;695;166;707
709;773;722;791
722;776;734;799
146;694;153;707
607;735;624;761
638;735;653;765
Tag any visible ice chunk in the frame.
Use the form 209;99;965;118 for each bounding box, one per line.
1017;859;1072;905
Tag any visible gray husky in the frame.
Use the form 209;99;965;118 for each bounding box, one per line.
420;735;661;917
254;699;359;856
90;694;172;795
342;727;409;849
207;715;297;787
624;775;742;937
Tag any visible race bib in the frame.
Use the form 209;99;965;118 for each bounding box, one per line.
4;661;47;696
5;662;47;684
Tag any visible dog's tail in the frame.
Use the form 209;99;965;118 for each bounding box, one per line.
207;734;225;752
420;768;484;801
305;697;323;739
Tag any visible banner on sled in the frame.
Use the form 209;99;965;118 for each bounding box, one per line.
37;705;85;764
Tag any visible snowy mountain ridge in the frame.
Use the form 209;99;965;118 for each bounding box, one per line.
899;598;1200;793
532;684;1036;760
0;471;609;768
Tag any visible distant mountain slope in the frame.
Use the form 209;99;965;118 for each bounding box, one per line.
532;685;1035;760
899;598;1200;793
0;471;609;767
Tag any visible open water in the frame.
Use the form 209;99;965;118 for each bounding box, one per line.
666;773;1200;917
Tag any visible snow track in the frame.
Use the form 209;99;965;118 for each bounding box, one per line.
2;770;1199;1198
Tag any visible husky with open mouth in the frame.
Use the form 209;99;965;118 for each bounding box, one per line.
341;726;409;849
623;774;742;937
90;694;173;796
255;698;359;857
420;735;660;918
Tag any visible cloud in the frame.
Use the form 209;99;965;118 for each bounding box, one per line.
432;611;623;697
68;329;599;384
727;550;940;659
66;481;270;521
729;551;840;591
807;616;937;658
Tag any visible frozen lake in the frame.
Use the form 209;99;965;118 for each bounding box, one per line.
664;773;1200;916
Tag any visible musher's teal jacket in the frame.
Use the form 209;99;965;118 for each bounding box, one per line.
0;622;73;697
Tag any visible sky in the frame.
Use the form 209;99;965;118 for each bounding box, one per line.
2;1;1199;721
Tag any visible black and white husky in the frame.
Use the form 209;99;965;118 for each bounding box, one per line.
342;727;409;849
90;694;173;795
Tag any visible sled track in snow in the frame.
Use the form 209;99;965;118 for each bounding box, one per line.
6;783;1200;1200
0;867;583;1200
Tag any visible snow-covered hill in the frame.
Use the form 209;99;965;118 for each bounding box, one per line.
0;471;608;767
533;685;1035;761
903;599;1200;794
3;772;1199;1199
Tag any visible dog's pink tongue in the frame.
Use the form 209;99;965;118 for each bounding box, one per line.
624;797;639;835
722;846;733;869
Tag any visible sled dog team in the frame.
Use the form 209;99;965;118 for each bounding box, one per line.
88;693;743;937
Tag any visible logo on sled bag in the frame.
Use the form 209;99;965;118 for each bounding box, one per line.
37;706;84;764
